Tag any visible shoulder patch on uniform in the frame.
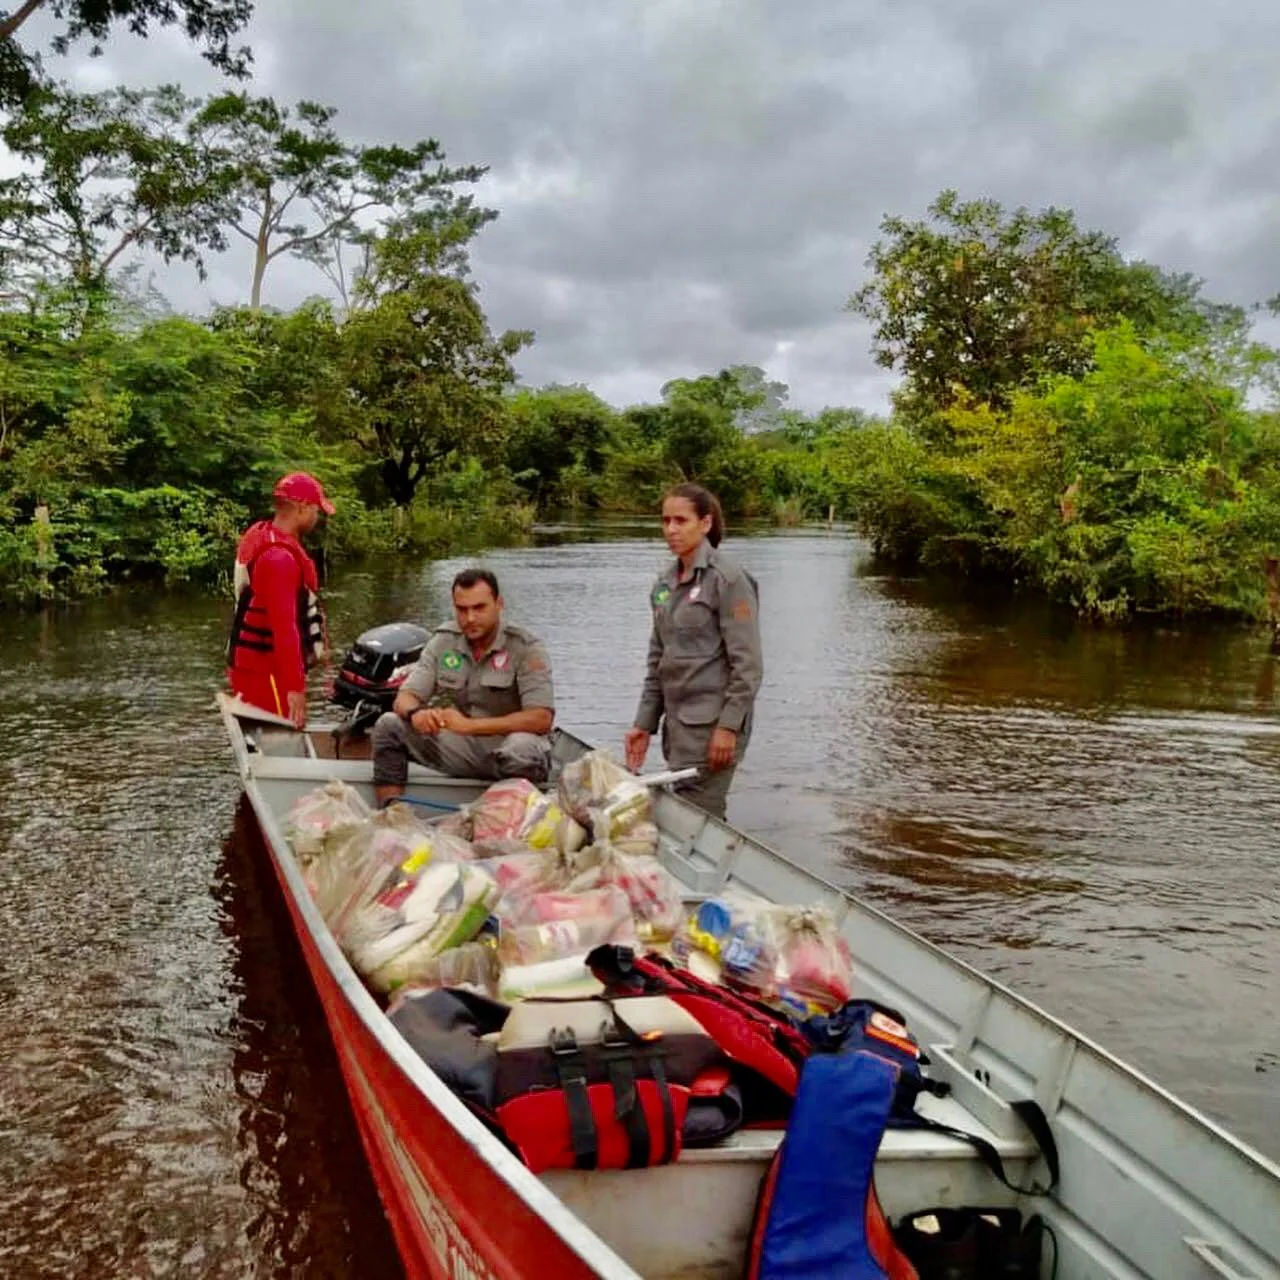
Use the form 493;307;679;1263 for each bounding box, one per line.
524;654;548;674
709;548;745;586
652;582;672;607
731;597;754;623
440;649;465;671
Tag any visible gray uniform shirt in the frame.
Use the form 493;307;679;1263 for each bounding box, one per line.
634;541;763;735
403;621;555;721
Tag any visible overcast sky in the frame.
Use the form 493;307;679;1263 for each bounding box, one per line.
30;0;1280;411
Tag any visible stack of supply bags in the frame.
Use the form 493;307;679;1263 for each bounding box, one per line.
281;750;687;1004
282;755;853;1024
286;783;498;995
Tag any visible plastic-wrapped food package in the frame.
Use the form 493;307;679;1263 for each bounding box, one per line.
286;779;371;864
473;851;545;896
672;895;853;1016
672;891;779;992
556;751;657;855
306;818;379;926
383;938;501;1003
346;860;499;992
518;883;633;926
562;844;685;944
498;908;636;967
488;846;568;928
496;882;636;964
465;778;564;848
768;906;854;1017
320;806;471;943
476;851;554;930
498;954;603;1001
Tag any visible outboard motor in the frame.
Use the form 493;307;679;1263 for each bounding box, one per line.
331;620;430;736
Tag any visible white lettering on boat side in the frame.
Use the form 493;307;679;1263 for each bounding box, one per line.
384;1113;498;1280
347;1047;498;1280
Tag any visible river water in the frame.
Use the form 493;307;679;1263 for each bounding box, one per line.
1;526;1277;1276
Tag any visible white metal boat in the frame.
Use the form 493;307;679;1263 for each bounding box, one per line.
218;694;1280;1279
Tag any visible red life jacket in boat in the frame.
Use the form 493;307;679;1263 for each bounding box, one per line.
226;521;326;708
491;993;736;1174
586;946;813;1117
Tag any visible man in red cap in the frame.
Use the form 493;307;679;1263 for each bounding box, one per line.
226;472;335;727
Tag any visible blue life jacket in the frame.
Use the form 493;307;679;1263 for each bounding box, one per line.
746;1050;918;1280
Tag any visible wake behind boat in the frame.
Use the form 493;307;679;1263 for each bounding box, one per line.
217;694;1280;1280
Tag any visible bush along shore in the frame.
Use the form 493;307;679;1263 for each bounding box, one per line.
2;73;1279;627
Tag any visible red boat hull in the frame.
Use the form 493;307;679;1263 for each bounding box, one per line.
251;800;616;1280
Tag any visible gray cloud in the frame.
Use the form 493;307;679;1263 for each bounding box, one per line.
24;0;1280;410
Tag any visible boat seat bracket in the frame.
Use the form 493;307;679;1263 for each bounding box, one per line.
658;839;721;896
926;1044;1037;1143
953;988;993;1057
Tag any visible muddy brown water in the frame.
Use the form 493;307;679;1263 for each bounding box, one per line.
1;526;1277;1276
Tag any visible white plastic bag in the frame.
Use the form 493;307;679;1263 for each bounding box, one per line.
286;779;371;864
557;750;657;856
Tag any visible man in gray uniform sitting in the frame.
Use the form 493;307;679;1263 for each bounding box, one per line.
371;568;555;805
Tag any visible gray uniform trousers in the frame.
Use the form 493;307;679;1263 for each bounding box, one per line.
661;716;750;822
370;712;550;786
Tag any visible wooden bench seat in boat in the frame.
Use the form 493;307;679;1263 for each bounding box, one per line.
541;1087;1038;1280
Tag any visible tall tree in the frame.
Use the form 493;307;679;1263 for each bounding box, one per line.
0;83;231;293
505;384;617;508
0;0;252;102
338;221;531;506
660;364;788;433
187;92;493;309
848;189;1234;417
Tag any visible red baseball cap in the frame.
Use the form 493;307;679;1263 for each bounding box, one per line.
273;472;335;514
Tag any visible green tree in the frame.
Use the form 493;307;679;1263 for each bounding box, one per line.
942;324;1280;616
849;190;1232;417
208;298;347;441
338;222;531;507
504;384;616;508
0;83;232;293
0;287;128;514
0;0;251;102
187;92;492;309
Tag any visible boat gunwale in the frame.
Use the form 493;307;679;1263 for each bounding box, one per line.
637;786;1280;1185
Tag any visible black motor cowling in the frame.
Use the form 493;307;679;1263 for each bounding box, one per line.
332;621;430;713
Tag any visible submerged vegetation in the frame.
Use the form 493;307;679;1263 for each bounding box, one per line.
1;62;1278;622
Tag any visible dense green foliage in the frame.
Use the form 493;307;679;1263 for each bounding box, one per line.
1;64;1278;623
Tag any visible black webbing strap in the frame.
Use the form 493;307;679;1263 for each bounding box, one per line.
598;1000;676;1166
602;1044;651;1169
1012;1099;1060;1191
646;1049;677;1164
908;1098;1059;1196
549;1030;597;1171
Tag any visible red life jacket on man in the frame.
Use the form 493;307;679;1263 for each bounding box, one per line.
225;520;327;715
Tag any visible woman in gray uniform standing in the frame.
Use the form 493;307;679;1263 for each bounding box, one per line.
624;483;763;819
